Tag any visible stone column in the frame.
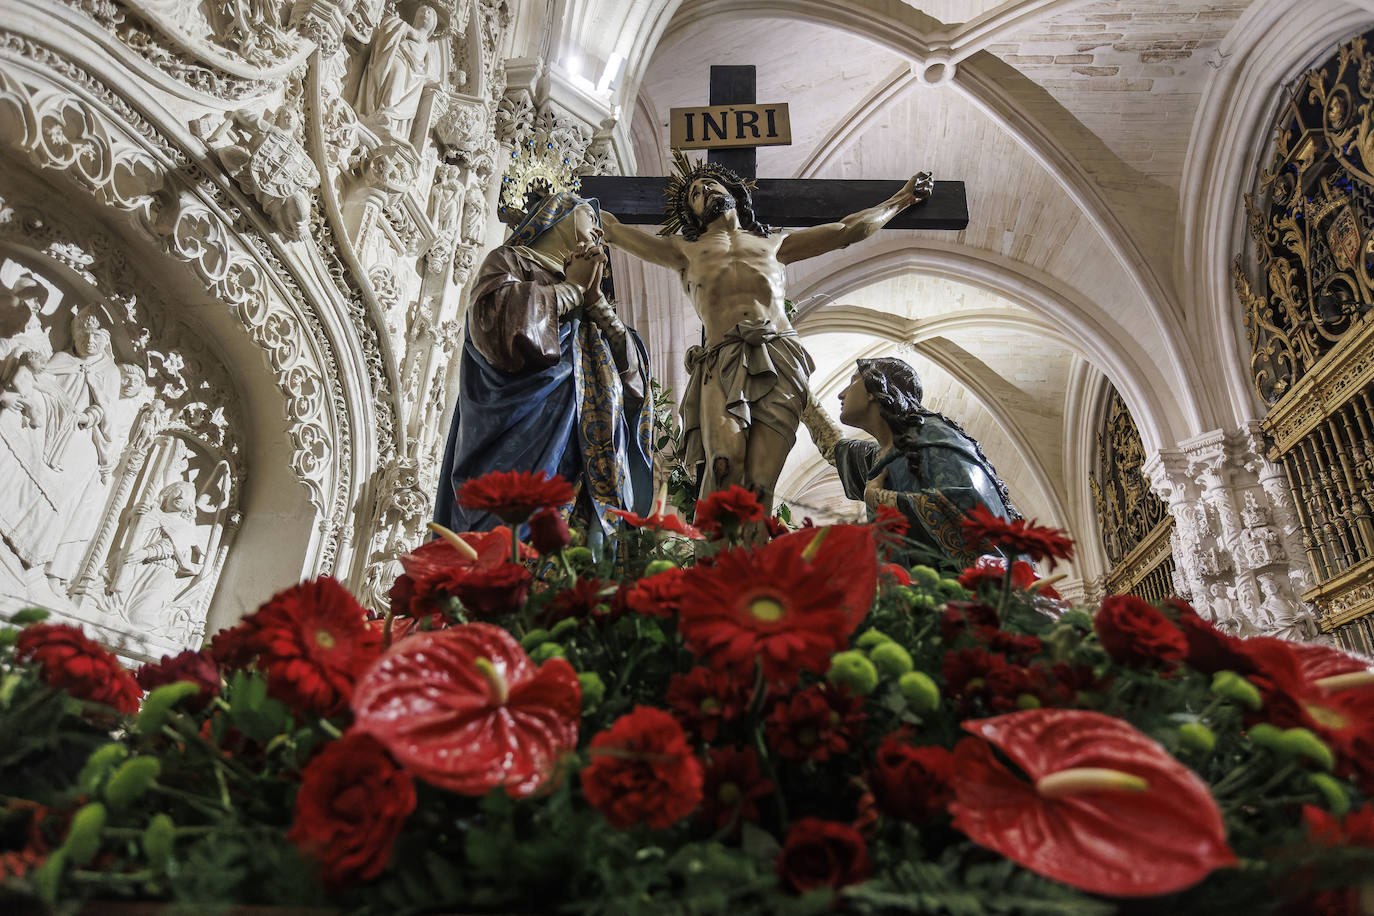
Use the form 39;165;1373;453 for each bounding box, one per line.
1145;425;1321;640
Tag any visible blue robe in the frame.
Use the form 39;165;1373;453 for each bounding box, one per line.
434;245;653;536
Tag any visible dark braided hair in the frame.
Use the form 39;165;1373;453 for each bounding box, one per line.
855;357;1021;519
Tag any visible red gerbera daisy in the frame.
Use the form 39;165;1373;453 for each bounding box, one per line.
665;666;750;742
766;683;865;762
608;507;704;540
582;706;703;830
693;485;765;539
456;470;575;524
699;745;773;830
959;506;1074;570
209;577;381;718
15;623;141;715
676;526;876;682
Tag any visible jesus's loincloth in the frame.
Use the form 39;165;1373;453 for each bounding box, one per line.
679;317;815;487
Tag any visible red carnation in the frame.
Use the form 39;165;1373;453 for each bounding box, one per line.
776;818;870;894
766;683;865;762
287;731;416;889
622;567;687;619
869;736;954;823
1094;595;1188;669
457;470;575;524
135;649;220;712
1165;599;1252;674
608;507;704;540
15;623;140;715
676;526;876;683
940;601;1000;643
528;507;571;554
960;506;1074;570
209;577;381;718
582;706;703;830
665;666;749;742
700;745;774;830
693;485;764;538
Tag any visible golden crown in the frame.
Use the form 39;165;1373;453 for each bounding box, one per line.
498;139;581;226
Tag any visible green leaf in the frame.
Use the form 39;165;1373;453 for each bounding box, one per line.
10;607;50;626
104;756;162;808
136;680;202;734
740;821;780;865
32;847;66;903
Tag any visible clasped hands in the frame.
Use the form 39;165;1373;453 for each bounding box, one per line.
562;240;623;339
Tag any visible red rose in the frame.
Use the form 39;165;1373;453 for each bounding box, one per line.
287;732;416;888
1093;595;1187;668
209;577;381;717
528;507;571;554
582;706;703;830
665;666;749;742
15;623;140;715
776;818;870;894
693;485;764;538
456;470;574;524
700;745;773;830
869;736;954;823
135;649;220;712
766;683;865;762
1166;600;1252;674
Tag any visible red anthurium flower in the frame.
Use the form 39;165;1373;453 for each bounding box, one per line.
390;528;534;619
608;507;704;540
456;470;575;524
209;578;381;718
949;709;1236;897
1286;641;1373;685
959;506;1074;570
351;623;580;797
15;624;141;715
693;485;765;538
676;525;876;682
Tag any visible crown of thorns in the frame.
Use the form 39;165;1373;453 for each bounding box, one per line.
659;148;757;237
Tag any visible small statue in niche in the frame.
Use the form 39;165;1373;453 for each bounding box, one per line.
110;480;203;628
353;5;437;140
798;356;1021;570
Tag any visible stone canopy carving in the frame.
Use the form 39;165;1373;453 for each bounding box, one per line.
0;0;515;650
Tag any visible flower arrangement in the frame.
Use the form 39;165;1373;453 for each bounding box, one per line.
1;471;1373;914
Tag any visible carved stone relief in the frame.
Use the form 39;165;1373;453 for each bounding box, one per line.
1146;423;1321;641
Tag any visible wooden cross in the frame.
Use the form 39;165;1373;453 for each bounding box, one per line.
580;65;969;230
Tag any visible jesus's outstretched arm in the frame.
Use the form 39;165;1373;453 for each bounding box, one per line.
601;211;689;272
776;171;934;264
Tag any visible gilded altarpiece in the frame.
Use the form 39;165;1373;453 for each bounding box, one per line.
1090;389;1176;604
1235;29;1374;652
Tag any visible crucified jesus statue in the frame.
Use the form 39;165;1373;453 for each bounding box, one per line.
601;153;934;515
